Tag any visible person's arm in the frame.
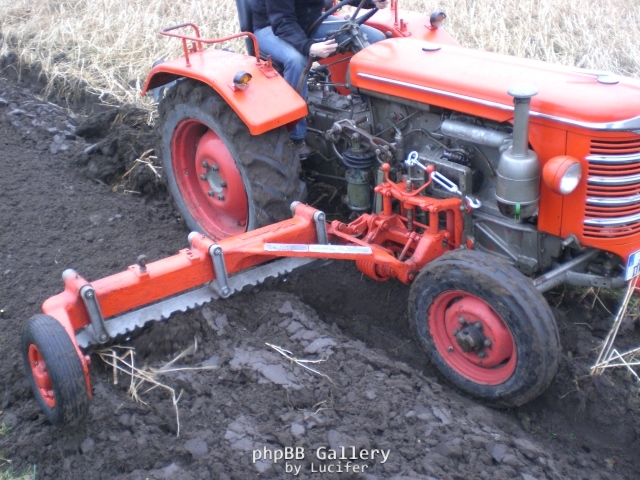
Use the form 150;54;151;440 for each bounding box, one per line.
266;0;315;56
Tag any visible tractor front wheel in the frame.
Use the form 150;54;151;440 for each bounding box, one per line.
408;249;560;407
21;314;90;427
157;79;306;240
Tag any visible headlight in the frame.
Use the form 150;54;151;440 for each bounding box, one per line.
542;156;582;195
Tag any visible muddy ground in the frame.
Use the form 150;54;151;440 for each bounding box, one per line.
1;73;640;480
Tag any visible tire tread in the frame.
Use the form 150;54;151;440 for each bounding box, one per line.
408;249;560;407
21;314;89;427
157;79;306;236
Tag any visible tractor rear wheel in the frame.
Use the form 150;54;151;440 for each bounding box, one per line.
21;314;90;427
408;249;560;407
157;79;306;240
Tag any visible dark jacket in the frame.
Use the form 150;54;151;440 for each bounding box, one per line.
252;0;374;56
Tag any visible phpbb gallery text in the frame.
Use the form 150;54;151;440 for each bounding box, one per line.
252;446;391;476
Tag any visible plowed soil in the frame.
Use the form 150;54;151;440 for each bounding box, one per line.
2;74;640;480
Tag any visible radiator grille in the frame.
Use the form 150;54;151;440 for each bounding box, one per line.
584;137;640;239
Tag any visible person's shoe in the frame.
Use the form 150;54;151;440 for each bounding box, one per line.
291;140;315;160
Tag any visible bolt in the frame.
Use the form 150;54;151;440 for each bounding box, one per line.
473;322;483;330
452;329;460;336
477;351;488;358
220;180;227;188
99;333;108;342
484;339;492;347
208;190;215;197
202;161;209;168
199;174;207;181
447;346;454;352
217;193;225;201
137;254;148;272
211;164;219;171
222;287;230;296
458;317;467;325
34;361;39;366
85;291;94;299
214;248;222;256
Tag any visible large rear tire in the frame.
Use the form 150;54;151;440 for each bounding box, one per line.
157;79;306;240
408;249;560;407
21;314;90;427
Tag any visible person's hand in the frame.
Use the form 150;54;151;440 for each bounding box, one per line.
309;39;338;58
374;0;388;9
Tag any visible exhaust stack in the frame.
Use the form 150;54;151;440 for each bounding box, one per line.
496;84;540;220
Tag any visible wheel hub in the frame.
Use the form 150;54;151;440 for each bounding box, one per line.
28;344;55;407
171;121;249;238
200;162;228;200
428;290;517;385
453;319;490;355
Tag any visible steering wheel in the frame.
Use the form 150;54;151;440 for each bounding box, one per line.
307;0;379;53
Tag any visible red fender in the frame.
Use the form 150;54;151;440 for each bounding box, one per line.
142;48;307;136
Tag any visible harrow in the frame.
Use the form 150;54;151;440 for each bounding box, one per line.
22;161;468;426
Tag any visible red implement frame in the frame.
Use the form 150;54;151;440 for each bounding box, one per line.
40;169;464;392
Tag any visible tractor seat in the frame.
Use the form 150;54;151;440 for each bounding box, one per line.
235;0;284;72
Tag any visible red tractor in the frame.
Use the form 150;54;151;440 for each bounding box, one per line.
22;0;640;426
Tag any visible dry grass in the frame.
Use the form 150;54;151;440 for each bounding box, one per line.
0;0;638;107
96;340;217;437
0;452;35;480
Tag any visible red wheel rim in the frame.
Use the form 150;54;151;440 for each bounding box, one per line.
171;120;248;239
428;290;516;385
28;344;55;408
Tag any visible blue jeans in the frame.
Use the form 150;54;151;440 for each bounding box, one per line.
254;20;385;141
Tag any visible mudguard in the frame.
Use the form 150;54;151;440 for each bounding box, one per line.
141;49;307;136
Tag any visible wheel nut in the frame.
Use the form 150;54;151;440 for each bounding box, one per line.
452;329;459;336
484;339;492;347
199;174;207;181
208;190;215;197
217;193;225;200
212;164;219;171
477;351;488;358
458;317;466;325
220;180;227;188
447;346;454;352
202;161;209;168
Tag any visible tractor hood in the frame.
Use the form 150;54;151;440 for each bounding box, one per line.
349;38;640;131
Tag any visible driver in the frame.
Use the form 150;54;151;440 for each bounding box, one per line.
252;0;388;157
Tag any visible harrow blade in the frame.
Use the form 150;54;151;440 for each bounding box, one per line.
76;257;322;348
